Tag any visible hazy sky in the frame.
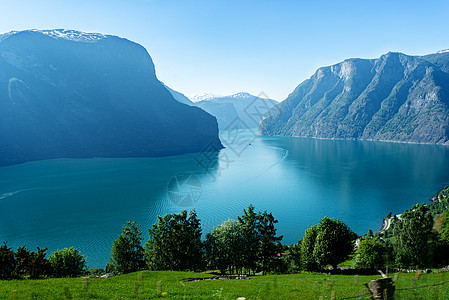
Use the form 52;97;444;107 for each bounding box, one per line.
1;0;449;101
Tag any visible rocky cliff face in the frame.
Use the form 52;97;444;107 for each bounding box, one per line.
259;51;449;145
0;30;222;166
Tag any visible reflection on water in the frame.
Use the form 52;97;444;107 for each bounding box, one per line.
0;131;448;267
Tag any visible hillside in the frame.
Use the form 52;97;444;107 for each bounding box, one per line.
259;51;449;145
0;30;222;166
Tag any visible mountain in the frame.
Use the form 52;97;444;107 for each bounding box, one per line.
164;84;195;106
0;29;223;166
195;92;278;130
189;93;223;103
259;51;449;145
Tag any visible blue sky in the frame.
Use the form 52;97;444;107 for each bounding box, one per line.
1;0;449;101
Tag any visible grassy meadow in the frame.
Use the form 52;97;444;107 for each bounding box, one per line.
0;270;448;299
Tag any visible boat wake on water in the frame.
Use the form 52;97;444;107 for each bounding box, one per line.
246;144;289;180
0;189;35;200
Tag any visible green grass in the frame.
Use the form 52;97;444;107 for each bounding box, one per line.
1;270;448;299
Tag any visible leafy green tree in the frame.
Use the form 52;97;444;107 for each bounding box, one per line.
353;239;389;269
439;210;449;243
288;241;302;271
0;242;16;279
313;217;357;270
433;210;449;266
204;219;244;274
107;221;145;275
205;206;283;275
237;205;283;275
393;205;433;268
300;225;319;271
257;210;283;274
300;217;356;271
49;247;87;277
145;210;204;271
237;205;260;274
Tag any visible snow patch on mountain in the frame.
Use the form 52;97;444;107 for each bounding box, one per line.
34;29;108;42
189;93;223;103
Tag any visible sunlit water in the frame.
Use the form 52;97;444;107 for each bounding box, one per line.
1;129;449;267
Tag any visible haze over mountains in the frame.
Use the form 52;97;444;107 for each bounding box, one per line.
167;89;278;129
259;51;449;145
0;29;222;166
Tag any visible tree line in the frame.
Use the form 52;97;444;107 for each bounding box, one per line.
0;244;86;279
106;205;284;276
2;188;449;279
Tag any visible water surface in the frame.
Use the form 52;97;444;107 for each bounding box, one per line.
1;130;448;267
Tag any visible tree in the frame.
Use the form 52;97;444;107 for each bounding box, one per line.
300;225;319;271
205;206;283;275
288;241;302;271
49;247;87;277
313;217;357;270
439;210;449;243
0;242;16;279
29;247;51;279
237;205;260;274
256;210;283;274
145;210;204;271
107;221;145;275
204;219;245;274
15;246;51;279
299;217;356;271
434;210;449;266
15;246;33;277
237;205;283;275
393;205;434;268
353;239;389;269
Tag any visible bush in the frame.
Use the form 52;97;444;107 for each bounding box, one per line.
49;247;87;277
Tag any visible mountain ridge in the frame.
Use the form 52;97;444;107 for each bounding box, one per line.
259;50;449;145
0;29;223;166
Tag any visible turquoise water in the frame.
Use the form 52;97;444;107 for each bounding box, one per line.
1;130;449;267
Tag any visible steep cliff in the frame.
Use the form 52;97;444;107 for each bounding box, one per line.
260;51;449;145
0;30;222;166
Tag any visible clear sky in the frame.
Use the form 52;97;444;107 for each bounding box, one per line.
1;0;449;101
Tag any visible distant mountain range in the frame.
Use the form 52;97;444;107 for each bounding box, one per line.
166;89;278;129
0;29;222;166
259;51;449;145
